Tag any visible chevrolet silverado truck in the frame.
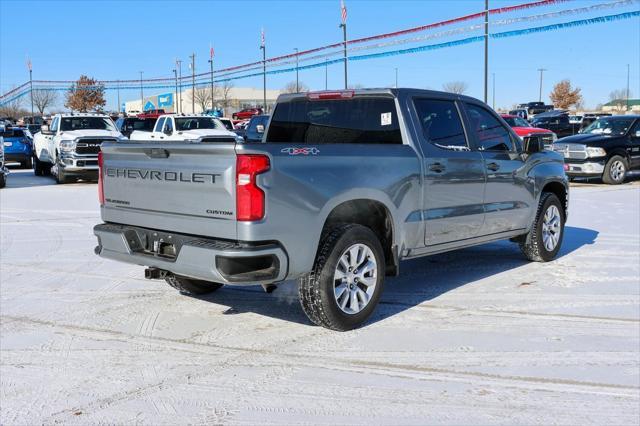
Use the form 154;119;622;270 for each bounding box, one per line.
32;113;125;183
130;114;242;143
552;115;640;184
94;89;568;331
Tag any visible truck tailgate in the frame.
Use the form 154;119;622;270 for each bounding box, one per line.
100;141;237;240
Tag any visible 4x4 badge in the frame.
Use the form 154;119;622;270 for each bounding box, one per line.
281;147;320;156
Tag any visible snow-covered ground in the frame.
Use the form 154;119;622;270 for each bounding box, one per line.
1;169;639;425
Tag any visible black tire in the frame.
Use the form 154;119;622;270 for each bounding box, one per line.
0;173;6;188
519;192;565;262
21;157;33;169
602;155;627;185
55;164;69;184
298;224;385;331
165;275;223;295
33;156;50;176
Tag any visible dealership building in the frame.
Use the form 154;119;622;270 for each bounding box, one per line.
124;86;282;115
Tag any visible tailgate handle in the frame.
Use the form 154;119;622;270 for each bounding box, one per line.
145;148;170;158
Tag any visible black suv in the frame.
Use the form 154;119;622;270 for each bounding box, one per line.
552;115;640;184
531;112;581;138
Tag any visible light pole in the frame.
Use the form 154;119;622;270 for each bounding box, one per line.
492;72;496;110
260;31;266;111
173;69;178;113
294;48;299;93
176;59;182;114
29;66;34;120
189;53;195;113
208;57;215;111
340;22;348;89
139;71;144;112
483;0;489;104
624;64;630;111
325;59;328;90
537;68;547;103
116;80;120;113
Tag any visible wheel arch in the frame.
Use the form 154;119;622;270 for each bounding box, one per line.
318;197;398;276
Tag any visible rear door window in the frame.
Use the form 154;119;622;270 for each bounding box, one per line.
266;97;402;144
413;99;468;150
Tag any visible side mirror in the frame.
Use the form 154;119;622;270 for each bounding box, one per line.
523;135;544;154
256;124;265;134
163;127;173;136
41;124;52;135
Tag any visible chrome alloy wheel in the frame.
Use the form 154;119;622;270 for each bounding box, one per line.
333;243;378;315
610;160;626;182
541;205;561;252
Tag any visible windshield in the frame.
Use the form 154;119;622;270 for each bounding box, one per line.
581;118;635;135
503;117;529;127
174;117;224;131
60;117;116;131
216;119;234;130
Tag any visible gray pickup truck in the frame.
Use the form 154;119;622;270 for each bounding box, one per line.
94;89;568;330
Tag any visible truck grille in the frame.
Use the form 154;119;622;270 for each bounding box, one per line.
75;138;116;155
552;143;587;160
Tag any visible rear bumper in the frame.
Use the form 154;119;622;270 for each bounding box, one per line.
4;152;30;163
93;223;288;286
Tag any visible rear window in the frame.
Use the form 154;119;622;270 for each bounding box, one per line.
266;97;402;144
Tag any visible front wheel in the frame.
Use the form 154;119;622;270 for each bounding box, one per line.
165;275;223;295
33;156;50;176
602;155;627;185
298;224;385;331
519;192;565;262
55;164;69;184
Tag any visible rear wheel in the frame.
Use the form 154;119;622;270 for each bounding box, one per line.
21;157;33;169
519;192;565;262
33;156;51;176
165;275;223;295
0;173;6;188
602;155;627;185
298;224;385;331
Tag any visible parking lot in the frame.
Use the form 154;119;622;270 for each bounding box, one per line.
0;168;637;424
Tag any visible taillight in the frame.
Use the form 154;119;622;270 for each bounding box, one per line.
98;151;105;205
236;154;270;221
307;90;354;100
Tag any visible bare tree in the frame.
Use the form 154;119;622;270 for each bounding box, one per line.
282;81;310;94
32;89;58;115
608;88;632;112
220;80;233;108
0;95;26;120
442;81;468;94
191;87;212;112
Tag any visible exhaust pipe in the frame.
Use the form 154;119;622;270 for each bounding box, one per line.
145;267;171;280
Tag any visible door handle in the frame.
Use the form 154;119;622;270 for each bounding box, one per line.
487;162;500;171
429;163;445;173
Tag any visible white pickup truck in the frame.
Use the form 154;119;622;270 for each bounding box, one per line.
33;113;125;183
130;115;242;143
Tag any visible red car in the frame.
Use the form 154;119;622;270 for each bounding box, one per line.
501;114;557;145
232;107;263;120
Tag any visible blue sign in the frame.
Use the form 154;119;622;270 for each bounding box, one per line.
143;101;156;111
157;93;174;108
